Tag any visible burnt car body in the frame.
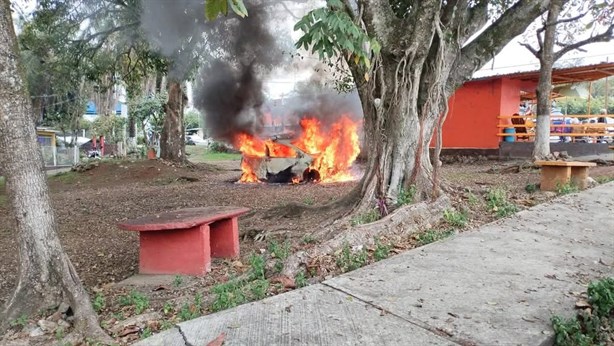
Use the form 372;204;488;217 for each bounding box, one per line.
241;138;319;183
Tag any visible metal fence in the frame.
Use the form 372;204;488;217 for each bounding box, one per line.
40;145;80;167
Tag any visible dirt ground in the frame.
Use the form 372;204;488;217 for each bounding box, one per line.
1;155;613;344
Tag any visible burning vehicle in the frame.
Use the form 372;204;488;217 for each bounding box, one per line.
234;115;361;184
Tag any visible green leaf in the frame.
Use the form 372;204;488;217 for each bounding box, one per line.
205;0;228;20
371;39;381;55
229;0;248;18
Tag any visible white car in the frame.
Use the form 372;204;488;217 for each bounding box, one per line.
186;135;212;146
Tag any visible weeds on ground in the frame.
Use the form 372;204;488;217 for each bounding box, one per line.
486;188;518;218
595;176;614;184
443;209;468;228
173;275;183;287
302;196;315;205
49;171;79;184
525;183;538;193
556;182;579;195
268;240;291;260
210;253;273;312
350;209;381;226
552;277;614;346
295;271;308;288
467;192;480;206
301;234;317;244
9;314;28;329
178;293;204;321
416;229;455;246
140;327;152;339
92;292;105;312
373;238;392;261
397;186;417;206
118;290;149;314
336;242;368;273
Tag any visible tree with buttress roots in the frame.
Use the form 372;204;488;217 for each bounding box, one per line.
0;0;112;342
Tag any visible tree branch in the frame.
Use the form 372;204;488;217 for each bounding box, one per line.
520;42;539;57
448;0;550;90
553;23;614;60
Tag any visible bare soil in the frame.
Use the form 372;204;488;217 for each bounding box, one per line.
1;156;613;344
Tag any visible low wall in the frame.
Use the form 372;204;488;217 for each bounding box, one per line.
499;142;611;159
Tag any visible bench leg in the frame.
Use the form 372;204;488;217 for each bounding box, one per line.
570;167;589;189
139;224;211;276
540;166;571;191
209;217;240;258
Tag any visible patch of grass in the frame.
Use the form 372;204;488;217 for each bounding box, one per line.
210;280;248;312
178;293;204;321
48;171;79;184
249;254;266;280
595;176;614;184
268;240;291;260
556;181;580;195
525;183;538;193
302;196;315;205
186;146;240;162
552;277;614;346
295;270;308;288
373;238;391;261
467;192;480;206
416;229;455;246
141;327;152;339
486;188;518;218
336;242;368;273
112;311;125;321
55;326;65;340
249;279;270;300
397;185;416;206
118;290;149;314
9;314;28;328
173;275;183;287
443;209;468;228
160;320;174;331
350;209;381;226
301;234;317;244
92;292;105;312
162;302;174;315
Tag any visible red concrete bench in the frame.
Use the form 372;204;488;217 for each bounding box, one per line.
118;206;249;276
535;161;596;191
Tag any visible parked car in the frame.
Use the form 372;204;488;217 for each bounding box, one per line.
186;135;211;146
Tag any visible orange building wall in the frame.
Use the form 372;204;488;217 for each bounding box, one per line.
435;78;521;149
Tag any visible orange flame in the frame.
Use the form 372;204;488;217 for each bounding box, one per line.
234;115;361;183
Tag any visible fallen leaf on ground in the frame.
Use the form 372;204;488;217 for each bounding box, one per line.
118;325;140;337
206;332;226;346
270;276;296;289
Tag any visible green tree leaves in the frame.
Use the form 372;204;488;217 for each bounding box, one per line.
205;0;248;20
294;0;380;78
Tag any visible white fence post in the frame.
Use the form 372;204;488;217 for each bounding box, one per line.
52;146;57;167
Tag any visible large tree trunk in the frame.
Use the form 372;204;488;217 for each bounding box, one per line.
0;1;110;341
532;0;562;160
160;80;186;162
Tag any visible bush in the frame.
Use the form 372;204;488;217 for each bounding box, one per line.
209;141;230;153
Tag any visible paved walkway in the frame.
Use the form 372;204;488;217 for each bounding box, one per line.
137;183;614;346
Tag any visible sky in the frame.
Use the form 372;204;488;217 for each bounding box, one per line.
10;0;614;99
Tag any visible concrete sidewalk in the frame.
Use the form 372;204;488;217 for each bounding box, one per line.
137;183;614;346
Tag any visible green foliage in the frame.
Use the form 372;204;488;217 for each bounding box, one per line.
268;240;291;260
467;192;480;206
295;271;308;288
595;176;614;184
118;291;149;314
373;238;391;261
162;302;174;315
294;0;380;76
336;242;368;273
552;277;614;346
350;209;381;226
210;280;247;312
302;196;315;205
443;209;468;228
184;109;202;129
249;254;266;280
55;326;65;340
178;293;204;321
205;0;248;20
486;188;518;218
416;229;454;246
93;292;105;313
525;183;538;193
397;186;416;206
173;275;183;287
9;314;28;328
249;279;270;300
140;327;152;339
91;115;127;144
129;93;167;146
556;182;579;195
301;234;317;244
